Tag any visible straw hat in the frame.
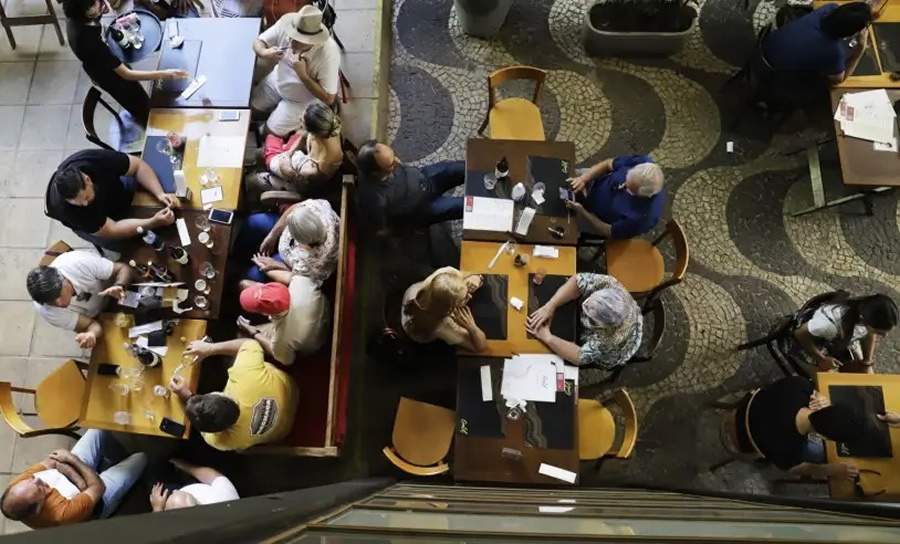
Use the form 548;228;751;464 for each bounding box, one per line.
283;5;330;46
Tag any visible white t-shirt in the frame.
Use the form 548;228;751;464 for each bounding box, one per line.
258;16;341;104
34;251;115;331
806;304;868;343
34;469;80;500
267;275;330;365
180;477;239;505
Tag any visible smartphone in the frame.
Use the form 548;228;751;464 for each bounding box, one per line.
217;110;240;122
97;363;119;376
209;208;234;225
159;417;186;438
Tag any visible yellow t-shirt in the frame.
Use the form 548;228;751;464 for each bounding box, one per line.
202;341;299;451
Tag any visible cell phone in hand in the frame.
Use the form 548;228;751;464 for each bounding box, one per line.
159;417;186;438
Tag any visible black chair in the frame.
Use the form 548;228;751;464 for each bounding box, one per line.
737;290;848;378
583;297;666;385
82;87;126;152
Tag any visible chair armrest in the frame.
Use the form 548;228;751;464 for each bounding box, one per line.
0;383;36;436
260;190;304;207
382;446;449;476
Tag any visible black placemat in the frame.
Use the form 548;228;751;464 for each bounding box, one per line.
527;155;570;218
829;385;893;458
157;39;202;93
875;22;900;73
142;135;178;193
850;39;881;76
469;274;507;340
457;364;504;438
526;380;576;450
527;274;577;342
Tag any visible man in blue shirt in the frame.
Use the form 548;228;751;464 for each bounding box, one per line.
567;155;665;240
762;1;880;85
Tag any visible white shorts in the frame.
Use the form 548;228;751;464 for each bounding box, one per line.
250;73;307;137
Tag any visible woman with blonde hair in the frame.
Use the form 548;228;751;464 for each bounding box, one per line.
401;267;488;353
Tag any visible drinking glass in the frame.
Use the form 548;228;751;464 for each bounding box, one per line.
483;172;497;191
109;382;130;396
197;231;214;249
194;295;208;309
202;168;220;187
113;411;132;425
200;261;216;279
153;385;169;399
194;214;211;232
144;410;156;422
194;278;210;294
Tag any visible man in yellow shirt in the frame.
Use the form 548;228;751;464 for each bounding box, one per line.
169;340;298;451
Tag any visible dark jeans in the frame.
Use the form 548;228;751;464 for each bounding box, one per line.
233;211;285;282
419;160;465;225
73;176;137;252
96;74;150;127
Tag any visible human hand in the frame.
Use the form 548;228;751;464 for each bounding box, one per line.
857;28;869;47
158;193;180;209
293;56;309;79
568;175;590;196
525;321;552;343
49;449;74;463
809;391;831;411
151;207;175;227
450;306;476;330
75;331;97;349
259;235;278;256
527;304;555;330
877;411;900;427
150;482;171;512
168;375;188;396
564;199;585;216
99;285;125;301
830;463;860;482
817;356;842;372
260;46;285;61
252;253;288;273
184;340;213;363
164;69;190;80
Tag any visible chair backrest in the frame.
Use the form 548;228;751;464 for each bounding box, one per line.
35;359;85;429
630;299;666;363
39;240;73;267
608;389;637;459
391;397;455;467
645;219;689;305
487;65;548;109
0;382;37;435
82;87;121;152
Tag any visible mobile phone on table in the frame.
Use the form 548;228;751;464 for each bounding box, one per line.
209;208;234;225
159;417;187;438
97;363;119;376
217;110;240;122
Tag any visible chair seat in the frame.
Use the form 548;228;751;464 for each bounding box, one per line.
393;398;456;467
577;399;616;460
35;360;84;429
606;239;665;294
489;98;545;141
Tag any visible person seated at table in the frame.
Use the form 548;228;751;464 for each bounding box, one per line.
251;5;341;137
566;155;665;240
148;459;239;512
731;375;866;480
527;274;642;368
26;250;133;349
170;339;299;451
1;430;147;528
63;0;188;131
45;149;179;252
792;293;897;374
402;267;487;353
762;0;885;86
250;100;345;200
235;198;340;286
355;141;465;238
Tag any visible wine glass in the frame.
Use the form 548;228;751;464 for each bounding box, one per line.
194;214;211;232
200;261;216;279
155;138;176;165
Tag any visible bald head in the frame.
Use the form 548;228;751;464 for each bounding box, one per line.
1;478;50;521
164;490;199;510
625;162;664;198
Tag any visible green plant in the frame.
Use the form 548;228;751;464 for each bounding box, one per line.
589;0;697;33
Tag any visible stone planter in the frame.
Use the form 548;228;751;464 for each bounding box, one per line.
454;0;514;38
584;1;699;57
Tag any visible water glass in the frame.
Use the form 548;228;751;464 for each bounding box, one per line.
202;168;220;186
194;295;209;309
152;385;169;399
197;231;214;249
113;411;132;425
109;382;130;396
200;261;216;279
194;278;210;294
194;214;211;232
483;172;497;191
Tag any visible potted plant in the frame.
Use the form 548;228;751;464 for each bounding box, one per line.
454;0;514;38
585;0;699;57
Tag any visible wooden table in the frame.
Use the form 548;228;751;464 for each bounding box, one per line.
80;314;207;439
454;357;579;484
817;372;900;500
464;139;579;246
150;17;260;109
137;108;249;211
116;208;231;320
459;240;577;357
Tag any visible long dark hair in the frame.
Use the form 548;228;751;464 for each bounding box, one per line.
833;294;898;350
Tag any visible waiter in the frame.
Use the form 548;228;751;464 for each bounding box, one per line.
62;0;188;128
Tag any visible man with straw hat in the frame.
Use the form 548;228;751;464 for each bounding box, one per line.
251;5;341;136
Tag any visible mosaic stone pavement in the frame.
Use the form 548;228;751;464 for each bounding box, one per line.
387;0;900;496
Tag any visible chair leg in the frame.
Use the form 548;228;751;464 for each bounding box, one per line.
44;0;64;46
0;8;16;50
737;332;777;351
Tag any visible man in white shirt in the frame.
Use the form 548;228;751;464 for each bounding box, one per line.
250;5;341;136
149;459;239;511
26;250;132;349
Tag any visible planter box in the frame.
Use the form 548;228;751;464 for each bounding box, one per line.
454;0;514;38
584;1;698;57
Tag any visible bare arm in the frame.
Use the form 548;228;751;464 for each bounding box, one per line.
790;462;858;481
264;269;293;286
50;451;104;503
74;314;104;349
250;330;277;362
110;262;133;288
294;59;337;105
545;275;582;312
259;203;301;254
170;459;224;485
574;205;613;238
192;339;249;359
541;334;582;365
792;325;840;371
129;156;178;207
114;64;186;82
859;330;878;372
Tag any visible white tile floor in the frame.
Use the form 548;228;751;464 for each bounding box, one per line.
0;0;382;534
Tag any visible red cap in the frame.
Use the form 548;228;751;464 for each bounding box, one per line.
239;282;290;315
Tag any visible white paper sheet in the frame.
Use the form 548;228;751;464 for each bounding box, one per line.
200;185;224;205
500;356;557;402
480;365;493;402
539;506;574;513
197;135;244;168
176;217;191;246
532;189;545;205
34;469;80;500
533;245;559;259
463;196;514;232
874;137;898;152
538;463;577;483
515;207;536;236
128;320;163;338
835;90;897;144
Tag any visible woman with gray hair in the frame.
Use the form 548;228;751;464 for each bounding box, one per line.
526;273;642;368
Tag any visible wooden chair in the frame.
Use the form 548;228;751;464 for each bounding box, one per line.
0;359;85;439
477;65;547;141
382;397;456;476
0;0;63;50
606;219;689;302
39;240;73;267
82;87;126;152
577;389;638;469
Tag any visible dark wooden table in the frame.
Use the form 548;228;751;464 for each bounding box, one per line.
831;88;900;187
117;207;231;320
464;138;579;246
454;356;579;485
150;17;260;109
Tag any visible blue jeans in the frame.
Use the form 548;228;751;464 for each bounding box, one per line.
419;160;465;225
800;435;827;464
233;211;285;282
73;176;137;253
71;430;147;519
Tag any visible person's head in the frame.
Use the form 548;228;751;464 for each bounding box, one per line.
821;2;871;39
163;490;200;511
63;0;106;20
26;266;73;308
624;163;664;198
357;141;398;182
287;206;326;247
51;166;95;207
856;294;898;335
0;477;52;521
414;268;468;319
582;288;633;330
808;404;866;442
185;393;240;433
303;101;341;139
239;282;291;317
285;5;330;53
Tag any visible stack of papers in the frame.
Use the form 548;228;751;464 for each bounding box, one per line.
500;354;574;402
834;89;898;150
464;196;514;232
